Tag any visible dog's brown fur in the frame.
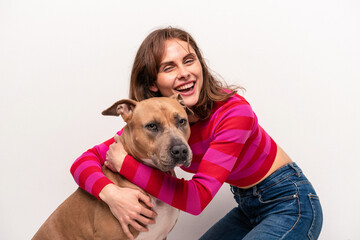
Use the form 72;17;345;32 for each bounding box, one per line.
33;167;144;239
33;95;192;240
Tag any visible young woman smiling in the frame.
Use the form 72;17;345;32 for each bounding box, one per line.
70;27;323;240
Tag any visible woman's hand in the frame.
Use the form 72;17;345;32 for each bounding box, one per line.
99;184;157;240
105;134;127;172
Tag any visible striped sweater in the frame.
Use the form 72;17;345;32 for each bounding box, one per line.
70;94;277;215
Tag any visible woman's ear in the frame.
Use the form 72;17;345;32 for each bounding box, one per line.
149;84;158;92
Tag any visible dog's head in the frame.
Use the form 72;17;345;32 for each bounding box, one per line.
102;95;193;172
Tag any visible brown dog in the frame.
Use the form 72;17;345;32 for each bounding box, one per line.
33;95;192;240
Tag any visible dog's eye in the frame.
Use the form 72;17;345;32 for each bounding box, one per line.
146;123;158;131
179;118;187;126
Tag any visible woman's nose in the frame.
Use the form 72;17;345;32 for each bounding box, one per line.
177;66;191;80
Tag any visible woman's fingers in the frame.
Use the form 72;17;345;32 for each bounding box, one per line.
136;214;156;225
101;185;157;239
140;207;157;220
106;135;127;172
136;192;157;219
129;219;149;232
137;192;154;208
119;214;150;240
119;219;135;240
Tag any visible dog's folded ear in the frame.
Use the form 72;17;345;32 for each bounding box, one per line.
102;99;137;122
170;94;194;116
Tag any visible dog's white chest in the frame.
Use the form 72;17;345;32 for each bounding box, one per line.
135;196;179;240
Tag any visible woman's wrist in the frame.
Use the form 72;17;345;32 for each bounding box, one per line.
98;183;116;202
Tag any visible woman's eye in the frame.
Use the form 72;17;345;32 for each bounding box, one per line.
185;58;194;64
163;66;174;72
179;118;187;126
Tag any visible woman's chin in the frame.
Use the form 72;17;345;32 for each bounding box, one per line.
180;96;198;108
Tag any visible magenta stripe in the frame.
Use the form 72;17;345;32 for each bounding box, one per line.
229;145;258;176
262;128;271;155
226;97;238;103
186;182;202;213
236;129;263;170
75;151;96;161
85;172;105;193
228;152;267;180
215;129;251;144
73;160;101;184
190;138;211;155
94;143;109;163
203;148;237;171
235;129;269;178
133;163;152;190
237;154;267;178
224;104;254;118
181;162;200;172
193;173;222;197
158;174;177;205
208;107;221;123
211;104;254;131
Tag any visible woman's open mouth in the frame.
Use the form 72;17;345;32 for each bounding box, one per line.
175;82;195;95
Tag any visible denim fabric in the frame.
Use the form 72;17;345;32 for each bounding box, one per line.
199;163;323;240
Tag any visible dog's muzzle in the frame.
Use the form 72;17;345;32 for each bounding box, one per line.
169;144;191;167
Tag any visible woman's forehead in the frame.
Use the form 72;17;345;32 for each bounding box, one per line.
161;39;196;61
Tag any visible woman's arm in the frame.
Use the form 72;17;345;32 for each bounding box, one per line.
110;101;256;215
70;136;115;198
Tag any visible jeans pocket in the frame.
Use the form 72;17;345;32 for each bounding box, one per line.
307;193;323;240
258;176;298;204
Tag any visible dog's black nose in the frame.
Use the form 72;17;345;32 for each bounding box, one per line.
170;144;189;161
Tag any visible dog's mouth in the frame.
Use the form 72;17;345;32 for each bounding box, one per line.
156;162;180;172
153;157;191;172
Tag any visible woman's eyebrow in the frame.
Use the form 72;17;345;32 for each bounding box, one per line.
159;60;174;68
184;53;196;59
159;53;197;68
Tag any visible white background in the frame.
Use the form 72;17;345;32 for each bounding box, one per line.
1;0;359;239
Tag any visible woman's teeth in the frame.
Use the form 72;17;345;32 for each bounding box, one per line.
175;82;194;91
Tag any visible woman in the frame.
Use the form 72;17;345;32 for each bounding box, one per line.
71;27;323;239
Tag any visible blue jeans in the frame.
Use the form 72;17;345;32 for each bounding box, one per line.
199;163;323;240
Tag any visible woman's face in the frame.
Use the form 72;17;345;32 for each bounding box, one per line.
150;39;203;107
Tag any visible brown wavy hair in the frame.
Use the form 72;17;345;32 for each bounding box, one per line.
129;27;239;119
